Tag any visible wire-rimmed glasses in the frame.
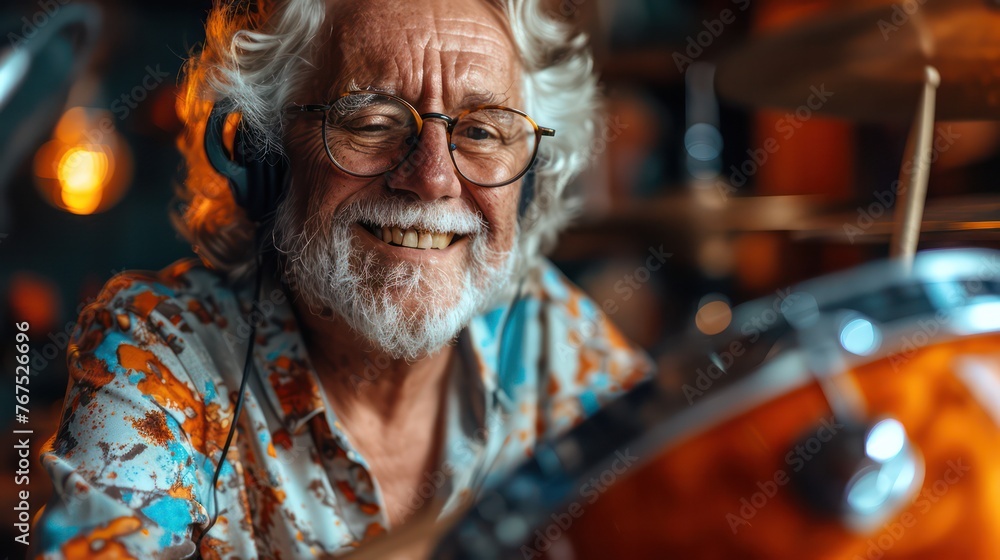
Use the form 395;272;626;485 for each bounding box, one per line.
291;91;555;188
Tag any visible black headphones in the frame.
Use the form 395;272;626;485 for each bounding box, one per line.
195;102;283;555
204;103;290;223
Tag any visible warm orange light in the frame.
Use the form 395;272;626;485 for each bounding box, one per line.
33;107;132;215
8;273;62;334
54;107;89;144
695;299;733;335
57;147;111;215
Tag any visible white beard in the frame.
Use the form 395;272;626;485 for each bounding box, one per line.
273;187;517;360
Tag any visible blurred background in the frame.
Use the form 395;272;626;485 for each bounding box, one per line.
1;0;999;556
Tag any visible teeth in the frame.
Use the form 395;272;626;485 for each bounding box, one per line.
402;229;418;248
432;233;455;249
366;223;459;250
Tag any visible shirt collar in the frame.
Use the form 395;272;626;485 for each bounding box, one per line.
243;274;327;437
244;272;525;437
462;299;528;416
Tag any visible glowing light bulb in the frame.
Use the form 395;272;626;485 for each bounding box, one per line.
57;147;110;215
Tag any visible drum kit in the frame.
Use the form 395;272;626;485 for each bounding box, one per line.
342;1;1000;558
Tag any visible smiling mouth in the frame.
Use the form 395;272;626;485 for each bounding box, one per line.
360;221;462;250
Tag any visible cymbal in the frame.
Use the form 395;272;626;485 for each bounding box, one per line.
791;194;1000;242
716;0;1000;122
566;193;1000;241
576;191;825;233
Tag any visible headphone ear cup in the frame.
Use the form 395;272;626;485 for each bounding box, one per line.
204;103;289;224
518;166;537;219
233;122;289;223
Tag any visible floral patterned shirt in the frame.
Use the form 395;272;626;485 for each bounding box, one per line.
31;258;652;559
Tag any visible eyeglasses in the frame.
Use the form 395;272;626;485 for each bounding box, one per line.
290;91;555;188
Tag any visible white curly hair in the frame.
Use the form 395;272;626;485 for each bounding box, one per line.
173;0;600;276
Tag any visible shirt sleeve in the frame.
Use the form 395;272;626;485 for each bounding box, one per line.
538;278;656;439
31;279;231;559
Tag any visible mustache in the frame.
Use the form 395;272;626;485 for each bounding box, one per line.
333;190;486;236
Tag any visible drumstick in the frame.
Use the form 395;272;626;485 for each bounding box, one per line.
890;65;940;270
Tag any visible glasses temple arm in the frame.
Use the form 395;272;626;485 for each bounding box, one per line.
286;104;330;113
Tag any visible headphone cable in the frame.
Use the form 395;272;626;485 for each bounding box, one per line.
192;240;264;556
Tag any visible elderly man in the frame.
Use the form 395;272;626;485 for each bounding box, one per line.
32;0;652;557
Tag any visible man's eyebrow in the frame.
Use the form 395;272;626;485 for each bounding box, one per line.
460;90;509;108
324;82;397;100
332;82;510;109
356;84;397;96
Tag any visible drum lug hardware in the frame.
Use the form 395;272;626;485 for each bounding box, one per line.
789;417;924;534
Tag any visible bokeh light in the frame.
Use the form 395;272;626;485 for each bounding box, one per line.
695;297;733;335
33;107;132;215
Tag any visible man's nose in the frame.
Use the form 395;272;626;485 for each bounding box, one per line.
386;121;463;201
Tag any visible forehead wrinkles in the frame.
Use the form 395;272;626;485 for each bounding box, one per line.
405;19;517;104
328;9;520;107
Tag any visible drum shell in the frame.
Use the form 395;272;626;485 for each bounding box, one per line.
550;333;1000;559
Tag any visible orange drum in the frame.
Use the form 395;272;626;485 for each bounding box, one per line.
432;249;1000;560
566;332;1000;560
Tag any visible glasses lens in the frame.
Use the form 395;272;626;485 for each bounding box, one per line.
451;108;537;187
325;94;418;176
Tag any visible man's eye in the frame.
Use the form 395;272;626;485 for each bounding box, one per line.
345;118;398;133
352;125;390;134
462;127;494;141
